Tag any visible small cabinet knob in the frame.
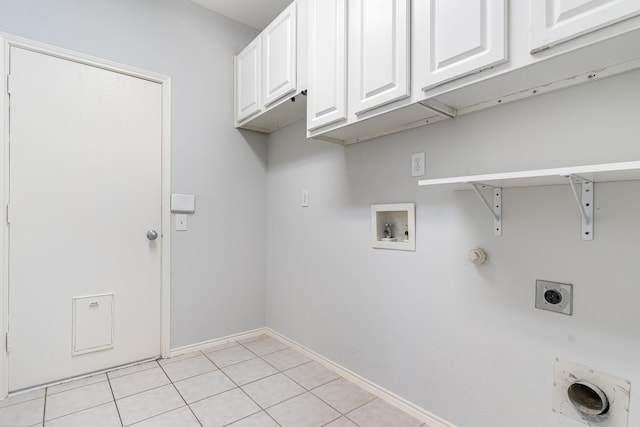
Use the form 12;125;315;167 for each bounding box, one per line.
146;230;158;241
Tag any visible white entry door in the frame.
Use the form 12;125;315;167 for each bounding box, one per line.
7;47;163;391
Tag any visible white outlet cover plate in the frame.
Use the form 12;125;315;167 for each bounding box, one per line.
553;359;630;426
411;152;425;177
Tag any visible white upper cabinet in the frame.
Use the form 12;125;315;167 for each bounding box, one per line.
307;0;347;131
531;0;640;52
349;0;411;115
276;0;640;143
235;37;262;122
417;0;507;91
235;0;307;132
262;2;297;107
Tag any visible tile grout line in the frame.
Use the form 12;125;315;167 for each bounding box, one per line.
280;362;338;393
107;362;159;381
43;401;117;424
307;376;378;421
41;395;115;424
308;377;349;415
161;366;219;385
107;363;127;427
319;414;345;427
41;387;47;427
158;357;204;427
158;351;201;366
202;349;259;370
233;366;283;426
111;382;171;402
46;376;107;396
239;338;291;358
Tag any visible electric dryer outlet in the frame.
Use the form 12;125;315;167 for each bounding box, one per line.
535;280;573;315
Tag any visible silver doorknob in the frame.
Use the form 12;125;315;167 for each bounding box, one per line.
146;230;158;241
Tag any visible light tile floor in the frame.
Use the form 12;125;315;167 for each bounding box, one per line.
0;335;425;426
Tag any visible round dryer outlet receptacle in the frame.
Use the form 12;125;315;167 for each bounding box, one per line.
544;289;563;304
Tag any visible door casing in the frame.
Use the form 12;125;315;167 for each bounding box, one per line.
0;33;172;398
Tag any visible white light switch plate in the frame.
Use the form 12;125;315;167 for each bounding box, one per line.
176;214;188;231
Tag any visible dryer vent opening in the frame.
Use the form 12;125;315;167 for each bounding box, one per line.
567;381;609;416
553;359;630;426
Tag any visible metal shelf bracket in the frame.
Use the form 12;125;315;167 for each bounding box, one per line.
567;175;594;241
471;183;502;236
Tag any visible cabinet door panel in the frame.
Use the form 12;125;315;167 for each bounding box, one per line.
235;38;261;122
419;0;507;91
307;0;348;130
531;0;640;52
262;2;297;107
350;0;410;115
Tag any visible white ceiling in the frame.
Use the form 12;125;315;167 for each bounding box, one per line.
191;0;293;31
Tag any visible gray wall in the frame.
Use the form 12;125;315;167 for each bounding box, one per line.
266;70;640;427
0;0;268;348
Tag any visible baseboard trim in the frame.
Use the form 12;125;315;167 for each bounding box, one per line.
169;327;268;357
263;328;455;427
169;327;454;427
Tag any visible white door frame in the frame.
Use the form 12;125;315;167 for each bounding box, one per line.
0;33;172;398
